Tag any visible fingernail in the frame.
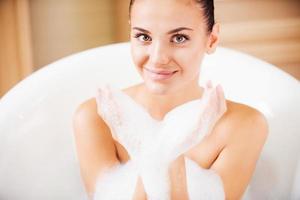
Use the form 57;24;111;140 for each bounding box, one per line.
207;80;212;88
218;84;224;91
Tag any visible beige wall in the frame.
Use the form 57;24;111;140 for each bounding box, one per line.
30;0;116;69
0;0;33;96
215;0;300;80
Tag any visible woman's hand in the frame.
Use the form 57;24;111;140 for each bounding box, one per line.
147;81;227;164
135;81;227;200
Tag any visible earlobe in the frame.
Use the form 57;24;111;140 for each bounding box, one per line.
206;47;215;55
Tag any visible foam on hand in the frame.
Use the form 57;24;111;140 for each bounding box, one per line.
94;84;226;200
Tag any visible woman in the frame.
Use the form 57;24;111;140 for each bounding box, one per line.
73;0;269;199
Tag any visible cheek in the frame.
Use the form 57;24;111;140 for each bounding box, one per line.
131;44;147;69
174;46;205;74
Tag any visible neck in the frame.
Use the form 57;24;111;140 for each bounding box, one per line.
138;80;204;120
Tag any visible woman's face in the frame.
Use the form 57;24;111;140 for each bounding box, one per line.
130;0;215;95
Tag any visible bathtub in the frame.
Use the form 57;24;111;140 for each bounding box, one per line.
0;42;299;200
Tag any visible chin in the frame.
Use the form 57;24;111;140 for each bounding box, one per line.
144;80;175;95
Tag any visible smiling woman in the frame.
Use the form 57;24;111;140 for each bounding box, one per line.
129;0;218;96
73;0;268;199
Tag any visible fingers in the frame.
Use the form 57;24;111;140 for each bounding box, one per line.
99;85;124;127
203;80;218;103
216;84;222;94
201;81;227;122
206;80;213;89
201;80;213;101
98;85;113;102
216;85;224;105
205;81;225;102
216;84;227;114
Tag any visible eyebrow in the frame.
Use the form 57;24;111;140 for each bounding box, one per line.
167;27;193;34
132;27;193;34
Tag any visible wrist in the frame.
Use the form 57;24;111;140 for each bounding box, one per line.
133;176;147;200
169;155;189;200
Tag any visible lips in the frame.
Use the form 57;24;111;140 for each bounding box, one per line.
144;68;178;81
145;68;178;75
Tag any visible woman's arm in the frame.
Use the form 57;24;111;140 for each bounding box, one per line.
73;98;191;200
169;155;189;200
73;98;147;199
73;98;119;198
210;107;269;200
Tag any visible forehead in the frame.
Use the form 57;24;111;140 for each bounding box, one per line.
130;0;205;30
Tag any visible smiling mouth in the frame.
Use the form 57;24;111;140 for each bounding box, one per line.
144;68;178;81
145;68;178;75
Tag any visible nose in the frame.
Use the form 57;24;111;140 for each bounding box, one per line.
148;41;170;66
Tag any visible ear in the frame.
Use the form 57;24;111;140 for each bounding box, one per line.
206;23;220;54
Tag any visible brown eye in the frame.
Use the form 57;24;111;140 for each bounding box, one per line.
172;34;189;44
134;33;152;42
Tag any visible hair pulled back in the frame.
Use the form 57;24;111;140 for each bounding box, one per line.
129;0;215;32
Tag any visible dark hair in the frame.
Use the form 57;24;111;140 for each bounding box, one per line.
129;0;215;33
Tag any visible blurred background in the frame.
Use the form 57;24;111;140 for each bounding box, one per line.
0;0;299;97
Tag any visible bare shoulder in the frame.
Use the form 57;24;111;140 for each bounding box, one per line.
220;99;269;143
210;99;269;199
73;98;110;135
74;98;97;119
